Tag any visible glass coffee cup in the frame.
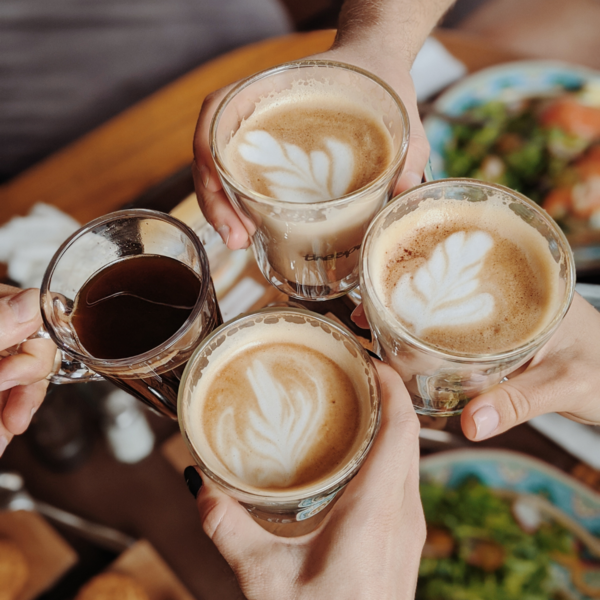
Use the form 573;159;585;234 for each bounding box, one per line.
210;59;410;301
178;307;381;533
360;179;576;416
23;209;222;419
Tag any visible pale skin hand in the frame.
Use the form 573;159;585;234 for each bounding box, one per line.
194;362;425;600
192;0;455;249
461;293;600;440
0;285;56;456
352;293;600;439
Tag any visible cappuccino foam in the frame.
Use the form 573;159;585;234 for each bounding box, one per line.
186;317;371;493
370;196;562;354
223;81;393;203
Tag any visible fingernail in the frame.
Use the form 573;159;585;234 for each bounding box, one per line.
350;304;364;324
0;436;7;456
366;349;381;360
0;381;18;392
184;465;203;498
8;288;39;324
199;164;211;188
401;171;422;190
217;225;230;246
472;405;500;440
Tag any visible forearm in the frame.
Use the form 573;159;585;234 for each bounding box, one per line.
333;0;455;68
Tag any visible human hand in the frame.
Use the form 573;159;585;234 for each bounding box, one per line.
352;293;600;440
192;47;429;251
185;361;424;600
0;285;56;455
461;292;600;440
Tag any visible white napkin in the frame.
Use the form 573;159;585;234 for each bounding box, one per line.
411;36;467;101
529;414;600;469
0;203;80;288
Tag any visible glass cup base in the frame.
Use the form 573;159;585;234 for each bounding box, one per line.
412;403;464;418
246;491;342;537
257;257;359;302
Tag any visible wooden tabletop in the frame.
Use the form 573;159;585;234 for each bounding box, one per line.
0;29;520;228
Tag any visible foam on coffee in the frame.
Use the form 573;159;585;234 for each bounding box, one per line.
370;196;562;354
222;80;393;203
185;315;372;494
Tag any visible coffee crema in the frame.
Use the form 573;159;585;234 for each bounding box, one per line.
186;317;371;493
223;81;393;203
370;196;562;354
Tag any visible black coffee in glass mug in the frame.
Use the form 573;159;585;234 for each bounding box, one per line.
39;210;222;418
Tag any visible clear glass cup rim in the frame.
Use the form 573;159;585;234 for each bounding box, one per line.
209;59;411;210
360;178;577;363
177;306;382;503
40;208;212;368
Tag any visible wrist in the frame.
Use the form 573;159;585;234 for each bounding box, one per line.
332;0;454;70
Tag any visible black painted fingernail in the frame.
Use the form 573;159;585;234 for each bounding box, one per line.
184;466;203;498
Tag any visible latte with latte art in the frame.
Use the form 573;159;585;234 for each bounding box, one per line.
223;81;393;203
211;62;408;300
184;312;374;494
202;342;360;490
370;196;562;354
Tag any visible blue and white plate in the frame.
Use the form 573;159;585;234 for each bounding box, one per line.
424;60;600;271
425;60;600;179
420;449;600;599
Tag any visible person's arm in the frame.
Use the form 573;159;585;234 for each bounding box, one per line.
187;361;425;600
461;293;600;440
0;285;56;455
192;0;455;250
333;0;454;68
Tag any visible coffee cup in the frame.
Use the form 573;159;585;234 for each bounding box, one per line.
4;210;223;418
210;60;410;301
178;307;381;533
360;179;575;416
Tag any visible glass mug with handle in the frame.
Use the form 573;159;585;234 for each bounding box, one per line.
4;209;222;419
360;179;575;416
210;59;410;301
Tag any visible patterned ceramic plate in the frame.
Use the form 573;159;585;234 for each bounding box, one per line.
420;449;600;599
424;60;600;271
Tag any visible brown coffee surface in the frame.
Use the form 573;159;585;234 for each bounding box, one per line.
224;89;393;203
372;198;562;354
70;255;221;418
72;255;201;360
200;341;362;492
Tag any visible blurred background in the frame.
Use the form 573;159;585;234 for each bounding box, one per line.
2;0;600;184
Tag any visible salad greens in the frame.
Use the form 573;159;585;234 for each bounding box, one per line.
441;83;600;235
444;99;575;204
417;479;576;600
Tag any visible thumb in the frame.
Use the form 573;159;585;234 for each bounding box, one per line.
396;118;430;193
394;85;430;193
0;289;42;349
189;467;275;567
461;357;598;440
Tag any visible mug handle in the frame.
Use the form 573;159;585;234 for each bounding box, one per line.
0;327;104;385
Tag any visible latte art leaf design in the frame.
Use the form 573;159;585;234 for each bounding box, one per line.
216;359;326;488
237;130;354;202
391;231;495;335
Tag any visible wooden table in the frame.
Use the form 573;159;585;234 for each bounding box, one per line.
0;28;521;227
3;28;594;600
